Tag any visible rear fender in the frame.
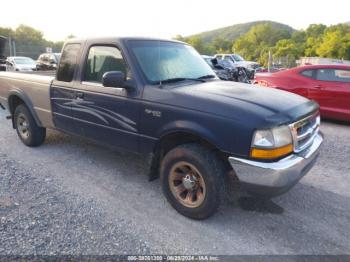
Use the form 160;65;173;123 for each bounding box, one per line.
8;89;43;128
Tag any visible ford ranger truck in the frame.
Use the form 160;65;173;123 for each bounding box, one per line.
0;37;323;219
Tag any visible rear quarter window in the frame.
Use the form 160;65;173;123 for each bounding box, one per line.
300;70;315;78
56;44;81;82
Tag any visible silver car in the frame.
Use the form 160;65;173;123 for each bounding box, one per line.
6;56;37;72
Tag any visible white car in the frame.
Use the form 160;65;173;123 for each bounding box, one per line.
214;54;260;77
6;56;37;72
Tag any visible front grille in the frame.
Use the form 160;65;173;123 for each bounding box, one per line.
289;112;320;153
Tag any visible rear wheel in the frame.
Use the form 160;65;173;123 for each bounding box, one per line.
14;104;46;147
161;144;226;220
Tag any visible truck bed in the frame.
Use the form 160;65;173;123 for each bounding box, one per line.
0;71;54;128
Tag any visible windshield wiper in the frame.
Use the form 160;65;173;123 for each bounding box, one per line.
159;77;206;84
157;77;206;88
157;76;217;88
197;74;216;79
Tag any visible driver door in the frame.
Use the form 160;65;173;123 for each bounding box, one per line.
73;45;140;151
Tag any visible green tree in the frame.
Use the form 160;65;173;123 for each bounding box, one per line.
173;35;186;42
0;24;63;58
211;37;232;53
316;24;350;60
232;23;291;66
304;24;327;56
273;39;303;67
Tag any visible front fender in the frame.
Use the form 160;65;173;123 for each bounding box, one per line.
157;120;224;152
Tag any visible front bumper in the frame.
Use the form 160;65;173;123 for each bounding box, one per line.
228;133;323;197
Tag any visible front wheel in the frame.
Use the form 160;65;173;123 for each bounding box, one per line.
160;144;225;219
14;104;46;147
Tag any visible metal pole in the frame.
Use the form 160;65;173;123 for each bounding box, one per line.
9;36;12;56
12;40;16;56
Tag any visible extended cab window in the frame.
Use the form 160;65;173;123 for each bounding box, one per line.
316;69;350;83
83;46;127;83
56;44;81;82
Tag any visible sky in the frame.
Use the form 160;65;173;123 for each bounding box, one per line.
1;0;349;41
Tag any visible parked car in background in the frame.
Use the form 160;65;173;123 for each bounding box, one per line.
5;57;37;72
214;53;260;79
0;59;5;71
255;67;286;73
0;36;7;71
254;64;350;121
202;55;233;81
36;53;61;70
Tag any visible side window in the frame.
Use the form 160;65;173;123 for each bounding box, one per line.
316;69;337;82
333;69;350;83
216;55;222;60
56;44;81;82
301;70;314;78
83;46;128;83
224;56;233;62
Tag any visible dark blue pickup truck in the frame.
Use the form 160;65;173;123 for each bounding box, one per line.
0;37;323;219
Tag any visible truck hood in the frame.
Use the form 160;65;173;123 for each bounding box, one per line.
169;80;318;128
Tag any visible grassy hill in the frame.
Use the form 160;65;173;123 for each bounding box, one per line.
190;20;295;43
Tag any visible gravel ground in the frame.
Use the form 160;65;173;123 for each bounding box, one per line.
0;109;349;255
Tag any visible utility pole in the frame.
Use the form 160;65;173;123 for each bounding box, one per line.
12;40;16;56
9;36;12;56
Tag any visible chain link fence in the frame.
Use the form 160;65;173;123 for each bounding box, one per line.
2;38;62;60
271;55;297;69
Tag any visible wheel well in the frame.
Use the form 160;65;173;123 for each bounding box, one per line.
8;95;25;115
148;131;230;181
8;95;25;128
158;132;219;158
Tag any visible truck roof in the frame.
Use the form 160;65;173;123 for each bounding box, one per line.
65;36;185;45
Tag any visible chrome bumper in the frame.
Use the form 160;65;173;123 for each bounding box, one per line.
228;133;323;197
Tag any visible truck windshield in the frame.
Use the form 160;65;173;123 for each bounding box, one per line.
232;54;244;62
129;40;215;84
14;58;35;65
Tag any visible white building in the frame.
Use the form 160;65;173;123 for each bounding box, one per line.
296;57;350;66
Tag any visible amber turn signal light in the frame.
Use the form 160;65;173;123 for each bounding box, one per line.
251;144;293;160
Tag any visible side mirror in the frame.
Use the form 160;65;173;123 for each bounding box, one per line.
102;71;126;88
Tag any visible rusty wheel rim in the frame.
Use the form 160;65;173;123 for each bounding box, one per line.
169;161;206;208
17;113;30;140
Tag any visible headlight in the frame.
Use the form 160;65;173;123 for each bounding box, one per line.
251;125;293;159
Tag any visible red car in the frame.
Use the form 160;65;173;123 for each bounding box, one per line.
255;65;350;121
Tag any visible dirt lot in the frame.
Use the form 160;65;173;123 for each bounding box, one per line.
0;109;349;255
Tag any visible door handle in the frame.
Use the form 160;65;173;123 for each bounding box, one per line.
314;85;322;89
75;92;84;100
